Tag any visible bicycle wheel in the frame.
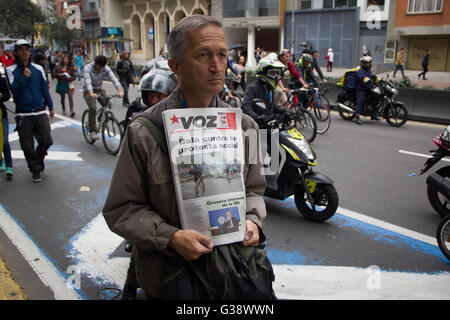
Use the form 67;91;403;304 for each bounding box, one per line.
102;116;123;156
313;95;331;134
436;214;450;260
81;109;95;144
294;104;317;143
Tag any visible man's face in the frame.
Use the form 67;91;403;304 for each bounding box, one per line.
169;25;227;101
146;91;169;107
94;64;104;73
313;52;319;60
123;52;129;60
15;45;31;63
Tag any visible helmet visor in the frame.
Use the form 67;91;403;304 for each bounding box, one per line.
266;68;282;80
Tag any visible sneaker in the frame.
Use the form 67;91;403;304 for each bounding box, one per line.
6;167;13;179
370;115;380;121
32;171;42;183
70;111;75;118
0;161;5;172
355;117;363;125
89;132;100;141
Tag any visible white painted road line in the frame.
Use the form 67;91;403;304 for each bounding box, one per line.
399;149;450;162
11;150;84;162
0;205;83;300
337;206;438;247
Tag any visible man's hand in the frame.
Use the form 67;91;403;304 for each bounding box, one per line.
302;84;310;89
0;92;3;99
169;230;213;260
49;110;55;119
89;92;98;99
117;88;124;98
243;220;259;247
322;79;328;84
24;67;31;78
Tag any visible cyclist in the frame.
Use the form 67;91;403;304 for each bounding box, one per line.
241;53;293;129
122;65;178;131
83;55;124;141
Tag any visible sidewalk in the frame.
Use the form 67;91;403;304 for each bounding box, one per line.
322;67;450;89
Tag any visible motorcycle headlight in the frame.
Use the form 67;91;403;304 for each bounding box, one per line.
372;87;381;95
391;88;399;96
287;137;315;161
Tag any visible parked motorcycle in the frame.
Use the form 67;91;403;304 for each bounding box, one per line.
253;99;339;222
436;214;450;260
418;125;450;217
337;79;408;127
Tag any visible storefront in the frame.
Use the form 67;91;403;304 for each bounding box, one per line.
406;36;450;71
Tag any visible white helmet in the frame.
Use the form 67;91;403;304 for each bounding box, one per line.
140;56;170;77
138;68;178;108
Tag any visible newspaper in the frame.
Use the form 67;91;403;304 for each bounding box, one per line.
162;108;246;246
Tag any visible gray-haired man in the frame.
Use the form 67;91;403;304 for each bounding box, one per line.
102;15;267;299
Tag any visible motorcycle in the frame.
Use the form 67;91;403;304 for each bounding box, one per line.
336;78;408;127
418;125;450;218
253;98;339;222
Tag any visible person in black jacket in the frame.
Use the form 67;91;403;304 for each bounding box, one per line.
116;50;138;106
241;53;291;129
0;75;13;179
418;49;430;80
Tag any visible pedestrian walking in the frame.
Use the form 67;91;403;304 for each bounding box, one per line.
75;51;83;83
326;48;334;72
418;49;430;80
232;55;246;92
54;55;76;117
102;14;268;300
0;75;13;179
6;39;54;182
116;50;138;107
1;44;15;68
33;53;51;89
393;48;406;78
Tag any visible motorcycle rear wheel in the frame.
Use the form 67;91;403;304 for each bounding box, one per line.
436;214;450;260
294;184;339;222
427;166;450;217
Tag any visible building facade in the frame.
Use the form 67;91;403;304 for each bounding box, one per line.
393;0;449;71
120;0;210;62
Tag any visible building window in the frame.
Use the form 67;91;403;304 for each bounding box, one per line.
223;0;279;18
323;0;356;8
366;0;385;11
407;0;443;13
299;0;312;9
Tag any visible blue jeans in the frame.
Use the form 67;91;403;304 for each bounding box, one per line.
393;65;405;78
77;65;82;81
2;116;12;168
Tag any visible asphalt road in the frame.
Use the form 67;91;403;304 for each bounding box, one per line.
0;78;449;300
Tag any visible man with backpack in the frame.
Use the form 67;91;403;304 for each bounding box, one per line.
102;15;270;300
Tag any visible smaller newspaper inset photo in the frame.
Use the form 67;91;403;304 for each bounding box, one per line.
162;107;247;246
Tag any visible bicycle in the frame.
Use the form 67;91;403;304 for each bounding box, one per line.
301;86;332;135
81;93;123;156
286;89;318;143
437;214;450;260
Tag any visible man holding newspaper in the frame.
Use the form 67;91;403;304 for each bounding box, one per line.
103;15;268;300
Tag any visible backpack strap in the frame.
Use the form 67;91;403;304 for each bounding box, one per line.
134;116;168;154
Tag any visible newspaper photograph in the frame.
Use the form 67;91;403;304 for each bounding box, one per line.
162;108;246;246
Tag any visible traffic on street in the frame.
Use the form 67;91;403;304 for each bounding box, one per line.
0;80;448;300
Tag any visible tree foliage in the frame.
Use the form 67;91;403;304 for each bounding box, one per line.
0;0;46;44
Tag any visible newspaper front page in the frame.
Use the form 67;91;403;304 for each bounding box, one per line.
162;108;246;246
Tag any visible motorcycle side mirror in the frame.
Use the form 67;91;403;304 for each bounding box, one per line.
252;98;267;114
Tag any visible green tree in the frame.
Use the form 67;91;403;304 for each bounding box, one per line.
0;0;46;46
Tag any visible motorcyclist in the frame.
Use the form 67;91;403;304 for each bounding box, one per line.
122;65;178;131
241;53;294;129
355;55;381;125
